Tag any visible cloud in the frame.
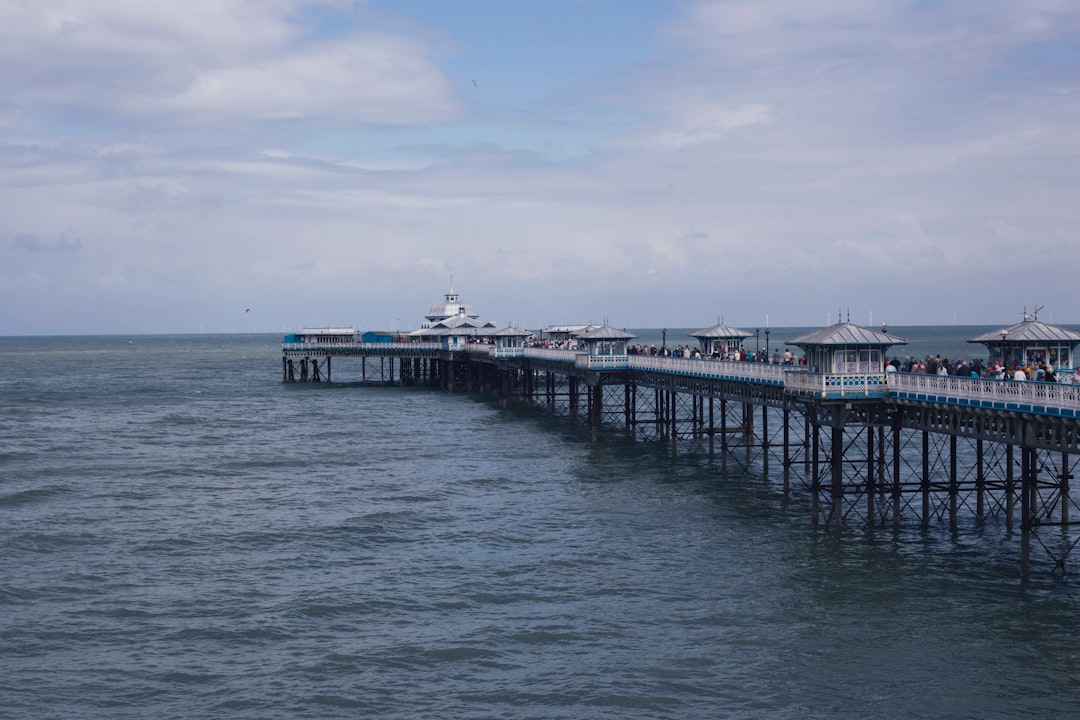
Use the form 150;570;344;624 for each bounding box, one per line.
171;36;459;124
9;230;83;253
0;1;456;128
654;103;770;147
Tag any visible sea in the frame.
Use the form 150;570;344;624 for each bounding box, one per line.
3;328;1080;720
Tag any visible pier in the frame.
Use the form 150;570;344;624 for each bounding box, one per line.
282;295;1080;576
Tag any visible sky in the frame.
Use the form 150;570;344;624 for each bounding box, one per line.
2;0;1079;335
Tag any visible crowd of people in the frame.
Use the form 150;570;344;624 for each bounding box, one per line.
624;344;803;364
885;355;1080;384
521;336;1079;383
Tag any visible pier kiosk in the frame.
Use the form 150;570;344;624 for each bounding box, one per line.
542;324;597;347
968;315;1080;371
291;327;356;345
489;326;532;358
784;322;907;399
574;325;636;371
689;321;752;358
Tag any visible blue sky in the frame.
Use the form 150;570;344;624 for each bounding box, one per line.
2;0;1079;334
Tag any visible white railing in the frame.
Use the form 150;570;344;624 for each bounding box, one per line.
784;372;889;398
629;356;789;382
523;348;582;363
520;350;793;381
886;372;1080;411
282;341;440;352
575;354;629;370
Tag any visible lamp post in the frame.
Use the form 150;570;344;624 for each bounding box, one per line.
1000;329;1008;368
765;327;771;360
661;328;667;355
755;328;760;359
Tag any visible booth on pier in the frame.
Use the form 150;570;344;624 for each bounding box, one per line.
574;325;636;370
689;321;752;358
784;322;907;398
489;326;532;358
285;327;356;346
542;324;597;347
968;314;1080;371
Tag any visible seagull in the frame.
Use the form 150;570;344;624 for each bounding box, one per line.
245;308;251;313
471;78;477;87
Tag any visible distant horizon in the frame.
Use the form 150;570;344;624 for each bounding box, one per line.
5;320;1080;339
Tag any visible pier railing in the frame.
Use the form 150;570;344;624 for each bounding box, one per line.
282;341;441;354
784;371;889;398
479;345;526;359
887;372;1080;414
629;356;789;384
575;354;629;370
523;348;582;363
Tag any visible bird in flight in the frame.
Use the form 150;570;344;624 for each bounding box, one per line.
471;78;477;87
245;308;251;313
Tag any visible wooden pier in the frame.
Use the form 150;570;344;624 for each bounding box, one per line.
282;334;1080;576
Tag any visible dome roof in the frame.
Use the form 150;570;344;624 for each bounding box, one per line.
425;284;479;322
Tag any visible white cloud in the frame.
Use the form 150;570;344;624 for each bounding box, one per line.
0;1;455;127
654;103;770;147
172;36;458;124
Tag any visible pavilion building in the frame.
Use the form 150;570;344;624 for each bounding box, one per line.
967;314;1080;370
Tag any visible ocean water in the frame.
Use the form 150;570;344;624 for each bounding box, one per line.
3;332;1080;719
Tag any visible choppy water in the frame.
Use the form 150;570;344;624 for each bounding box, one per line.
3;333;1080;719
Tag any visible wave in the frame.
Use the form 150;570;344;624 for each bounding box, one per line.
0;484;69;507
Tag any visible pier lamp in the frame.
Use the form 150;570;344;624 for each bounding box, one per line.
755;328;760;356
1000;329;1008;366
662;328;667;354
765;327;770;358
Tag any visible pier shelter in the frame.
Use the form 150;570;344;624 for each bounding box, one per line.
489;326;532;358
968;317;1080;370
788;322;907;374
575;324;636;370
689;321;752;358
285;328;356;346
543;325;597;346
785;322;907;398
